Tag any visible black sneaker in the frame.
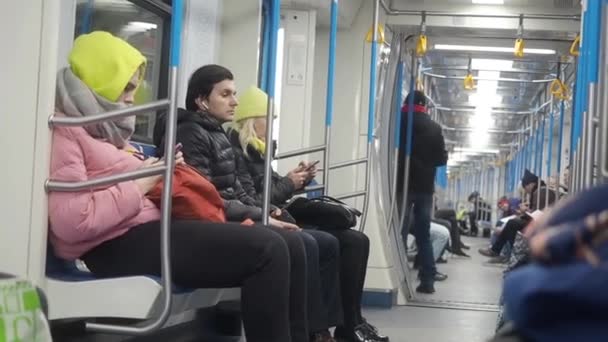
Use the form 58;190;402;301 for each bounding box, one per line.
361;319;390;342
416;283;435;294
434;272;448;282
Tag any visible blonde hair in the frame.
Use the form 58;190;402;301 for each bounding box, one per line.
232;118;259;157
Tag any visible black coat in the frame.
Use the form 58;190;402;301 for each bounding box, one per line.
228;129;296;207
397;110;448;194
529;185;558;211
154;109;263;221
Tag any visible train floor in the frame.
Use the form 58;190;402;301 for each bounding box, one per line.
363;306;498;342
414;236;504;306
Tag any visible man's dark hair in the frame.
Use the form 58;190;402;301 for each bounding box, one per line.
403;90;427;107
186;64;234;111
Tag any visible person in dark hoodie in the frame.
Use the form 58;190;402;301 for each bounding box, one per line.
396;90;449;294
228;86;389;342
479;169;558;259
154;64;340;342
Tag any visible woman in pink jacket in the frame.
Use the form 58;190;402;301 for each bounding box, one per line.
48;31;297;342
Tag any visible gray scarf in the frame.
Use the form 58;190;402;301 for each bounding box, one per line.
55;68;135;148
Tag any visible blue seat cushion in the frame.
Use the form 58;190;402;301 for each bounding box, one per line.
46;245;192;293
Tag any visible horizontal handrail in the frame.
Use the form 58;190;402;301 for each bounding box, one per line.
423;71;556;84
46;165;166;192
335;190;367;201
275;144;327;160
49;99;170;127
329;158;368;170
379;0;580;20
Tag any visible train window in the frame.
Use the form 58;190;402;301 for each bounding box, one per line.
74;0;166;140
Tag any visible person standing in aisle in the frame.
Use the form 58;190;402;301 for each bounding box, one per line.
397;90;449;294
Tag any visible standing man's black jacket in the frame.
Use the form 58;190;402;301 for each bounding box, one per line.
154;109;263;221
397;108;448;194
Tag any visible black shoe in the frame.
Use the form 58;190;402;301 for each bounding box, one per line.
478;247;499;257
416;283;435;294
335;326;379;342
361;319;390;342
487;256;509;264
452;250;471;258
461;244;471;250
436;256;448;264
418;271;447;281
434;272;448;282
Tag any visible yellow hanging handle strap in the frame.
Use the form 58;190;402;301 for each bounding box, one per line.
464;73;475;90
514;38;525;58
550;79;569;100
365;24;385;44
514;14;525;58
416;34;428;57
570;35;580;56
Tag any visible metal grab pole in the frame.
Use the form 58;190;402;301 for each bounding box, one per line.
261;0;281;225
546;110;554;209
599;3;608;180
583;1;603;188
85;0;184;335
323;0;339;194
359;0;380;233
387;57;404;231
557;100;565;192
397;52;417;243
537;114;545;209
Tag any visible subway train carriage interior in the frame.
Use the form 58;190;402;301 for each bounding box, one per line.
3;0;608;341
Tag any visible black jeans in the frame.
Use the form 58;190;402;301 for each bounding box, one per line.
403;193;436;286
300;229;342;332
469;212;479;235
434;209;465;252
491;218;528;254
324;229;370;334
82;220;306;342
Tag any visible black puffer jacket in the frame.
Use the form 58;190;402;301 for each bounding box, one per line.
397;109;448;194
228;129;296;207
154;109;263;221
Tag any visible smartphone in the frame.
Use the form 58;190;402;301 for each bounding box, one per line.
161;143;183;161
175;143;183;154
305;160;320;171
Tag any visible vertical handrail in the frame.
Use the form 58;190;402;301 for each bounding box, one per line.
323;0;339;196
397;52;417;242
261;0;281;225
557;100;565;192
546;110;554;208
599;2;608;179
583;0;602;188
80;0;95;35
358;0;380;233
84;0;183;335
537;114;546;208
259;0;270;91
387;58;404;231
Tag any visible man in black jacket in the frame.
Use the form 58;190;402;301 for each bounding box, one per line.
397;90;449;294
154;65;343;342
479;169;558;259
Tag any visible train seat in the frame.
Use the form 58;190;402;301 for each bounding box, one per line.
45;141;228;321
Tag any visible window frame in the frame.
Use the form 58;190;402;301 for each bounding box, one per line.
128;0;172;143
